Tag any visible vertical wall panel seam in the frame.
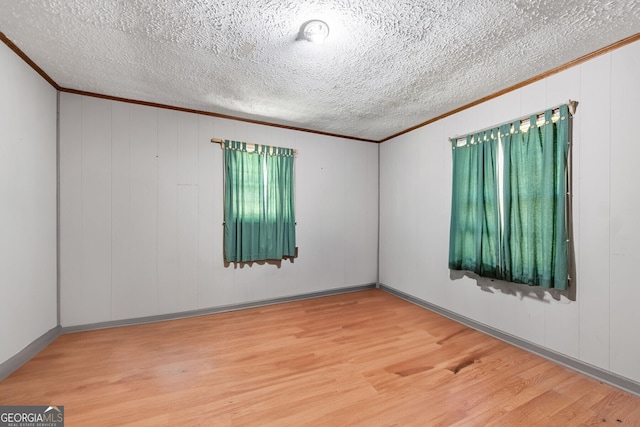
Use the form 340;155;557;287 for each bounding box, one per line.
376;143;380;286
156;109;159;314
175;115;179;309
56;91;61;327
156;109;160;314
576;64;582;360
608;51;613;372
110;101;113;322
107;101;115;320
80;96;85;324
196;118;200;307
109;102;114;323
125;104;131;321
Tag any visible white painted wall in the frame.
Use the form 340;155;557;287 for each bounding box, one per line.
0;43;57;364
59;93;379;326
380;39;640;384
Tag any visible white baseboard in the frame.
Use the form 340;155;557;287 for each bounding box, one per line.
0;326;62;382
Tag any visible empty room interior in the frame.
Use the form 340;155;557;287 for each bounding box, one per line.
2;1;640;425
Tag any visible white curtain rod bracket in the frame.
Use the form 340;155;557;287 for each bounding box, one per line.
568;99;579;116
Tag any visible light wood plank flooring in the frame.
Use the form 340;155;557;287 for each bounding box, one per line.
1;289;639;426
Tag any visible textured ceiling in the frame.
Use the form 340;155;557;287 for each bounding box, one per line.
1;1;639;141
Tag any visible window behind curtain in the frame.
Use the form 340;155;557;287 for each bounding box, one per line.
449;104;570;290
223;140;296;263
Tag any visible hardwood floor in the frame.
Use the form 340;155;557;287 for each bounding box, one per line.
1;289;639;426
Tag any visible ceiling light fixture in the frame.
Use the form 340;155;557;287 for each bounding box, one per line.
301;20;329;43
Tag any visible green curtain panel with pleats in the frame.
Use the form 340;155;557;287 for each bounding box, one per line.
449;105;569;289
502;105;569;289
448;130;501;278
224;141;296;262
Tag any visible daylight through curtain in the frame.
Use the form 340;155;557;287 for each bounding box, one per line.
448;130;501;278
224;140;296;262
449;104;570;289
501;105;569;289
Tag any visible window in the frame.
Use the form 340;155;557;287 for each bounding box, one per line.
449;104;570;289
223;140;296;262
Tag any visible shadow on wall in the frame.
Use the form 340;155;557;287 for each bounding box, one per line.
224;247;299;269
224;258;295;269
450;270;577;303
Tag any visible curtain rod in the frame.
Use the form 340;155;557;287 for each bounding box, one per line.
211;138;298;154
449;99;578;142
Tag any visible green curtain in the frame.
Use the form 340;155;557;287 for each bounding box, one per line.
224;141;296;262
501;105;569;289
449;104;570;289
448;129;501;278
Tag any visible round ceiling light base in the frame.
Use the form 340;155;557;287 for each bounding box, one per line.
302;20;329;43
